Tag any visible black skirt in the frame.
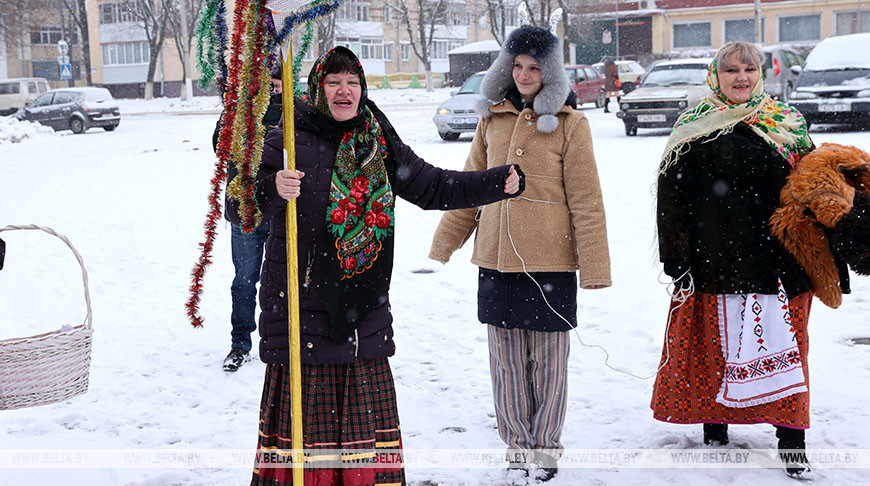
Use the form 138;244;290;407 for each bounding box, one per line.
477;267;577;332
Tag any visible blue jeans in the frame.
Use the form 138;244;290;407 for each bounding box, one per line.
230;223;268;352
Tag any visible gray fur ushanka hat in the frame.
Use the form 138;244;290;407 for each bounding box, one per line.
478;5;569;133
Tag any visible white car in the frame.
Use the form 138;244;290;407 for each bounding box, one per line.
789;33;870;130
592;60;645;93
616;59;711;136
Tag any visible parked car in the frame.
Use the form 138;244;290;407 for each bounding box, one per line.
616;58;711;136
592;60;645;93
432;71;484;141
14;87;120;133
762;45;805;101
0;78;49;116
789;33;870;130
565;64;606;107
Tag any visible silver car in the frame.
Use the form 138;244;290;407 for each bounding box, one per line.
432;72;484;141
616;59;711;136
14;87;120;133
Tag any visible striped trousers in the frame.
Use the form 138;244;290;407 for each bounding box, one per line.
487;326;570;464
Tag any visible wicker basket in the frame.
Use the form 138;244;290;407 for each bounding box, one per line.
0;225;93;410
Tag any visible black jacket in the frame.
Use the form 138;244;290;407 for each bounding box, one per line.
657;123;812;296
227;100;522;365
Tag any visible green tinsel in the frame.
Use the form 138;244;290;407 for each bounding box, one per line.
195;0;221;89
380;75;392;89
293;22;315;98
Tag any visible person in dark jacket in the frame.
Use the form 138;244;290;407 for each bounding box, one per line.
214;66;284;372
652;42;817;479
230;46;522;486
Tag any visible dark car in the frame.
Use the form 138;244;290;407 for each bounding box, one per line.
565;64;606;107
432;72;485;141
789;33;870;130
14;87;120;133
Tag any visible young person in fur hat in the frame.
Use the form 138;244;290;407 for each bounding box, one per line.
429;10;611;482
229;46;523;486
652;41;817;479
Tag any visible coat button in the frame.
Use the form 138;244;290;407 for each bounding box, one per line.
524;113;532;120
306;342;313;349
515;148;524;156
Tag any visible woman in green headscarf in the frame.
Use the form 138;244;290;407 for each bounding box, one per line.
651;42;816;479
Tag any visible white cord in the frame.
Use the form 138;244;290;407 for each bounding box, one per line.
503;199;693;381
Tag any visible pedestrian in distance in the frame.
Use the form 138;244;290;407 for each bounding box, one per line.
429;13;611;483
602;57;621;113
231;46;523;486
212;64;284;372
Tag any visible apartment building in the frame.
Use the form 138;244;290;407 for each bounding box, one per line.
575;0;870;64
1;6;88;88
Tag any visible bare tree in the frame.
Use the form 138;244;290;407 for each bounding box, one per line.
1;0;90;83
316;12;336;56
385;0;449;91
121;0;170;99
485;0;564;44
57;0;93;84
166;0;203;98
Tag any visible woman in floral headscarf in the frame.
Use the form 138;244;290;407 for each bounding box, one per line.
228;46;523;486
651;42;816;479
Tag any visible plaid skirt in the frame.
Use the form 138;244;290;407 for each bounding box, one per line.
650;291;812;428
252;358;405;486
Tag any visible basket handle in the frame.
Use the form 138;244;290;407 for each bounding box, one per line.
0;224;93;330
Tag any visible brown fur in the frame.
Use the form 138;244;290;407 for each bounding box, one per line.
770;143;870;308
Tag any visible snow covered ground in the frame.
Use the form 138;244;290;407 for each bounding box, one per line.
1;91;869;486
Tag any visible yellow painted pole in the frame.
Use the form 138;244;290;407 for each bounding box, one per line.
280;40;304;486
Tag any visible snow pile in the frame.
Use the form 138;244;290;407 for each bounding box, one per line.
0;116;55;144
112;87;454;116
115;96;223;114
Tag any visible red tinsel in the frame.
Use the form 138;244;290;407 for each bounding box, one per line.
186;0;251;328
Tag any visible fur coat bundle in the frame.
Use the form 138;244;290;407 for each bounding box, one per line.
770;143;870;308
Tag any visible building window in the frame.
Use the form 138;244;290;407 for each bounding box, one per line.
335;37;384;60
336;2;369;22
465;12;473;26
401;43;410;61
431;40;463;60
384;43;392;61
302;42;315;61
32;60;80;80
30;27;76;45
383;5;391;23
99;2;134;24
835;11;870;35
449;11;463;26
673;22;712;48
724;18;765;43
778;14;821;42
102;42;150;65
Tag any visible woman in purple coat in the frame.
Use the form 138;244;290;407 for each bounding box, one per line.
228;46;522;486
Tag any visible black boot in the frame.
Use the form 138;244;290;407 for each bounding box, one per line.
703;423;729;446
604;98;610;113
776;426;812;479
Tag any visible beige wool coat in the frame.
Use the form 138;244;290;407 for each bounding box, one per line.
429;101;612;289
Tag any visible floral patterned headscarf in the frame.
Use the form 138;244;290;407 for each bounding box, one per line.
659;47;813;174
300;46;395;280
299;46;398;342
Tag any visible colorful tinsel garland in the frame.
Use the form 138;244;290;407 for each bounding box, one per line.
187;0;345;328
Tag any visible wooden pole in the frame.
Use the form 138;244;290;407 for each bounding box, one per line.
280;39;304;486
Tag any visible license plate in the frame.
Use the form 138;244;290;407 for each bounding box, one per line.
818;104;850;112
452;117;478;124
638;114;666;122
